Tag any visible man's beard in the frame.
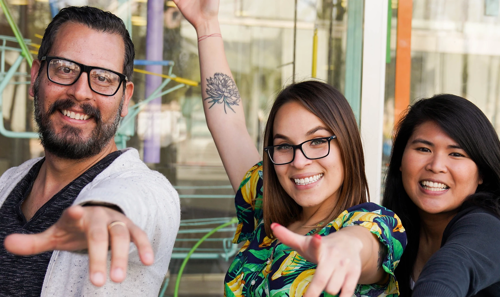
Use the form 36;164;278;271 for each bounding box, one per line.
33;78;124;159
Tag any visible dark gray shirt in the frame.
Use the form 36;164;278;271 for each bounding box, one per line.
0;151;121;297
413;206;500;297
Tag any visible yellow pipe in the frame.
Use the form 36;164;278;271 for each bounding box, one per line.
311;27;318;78
133;68;199;87
34;34;43;39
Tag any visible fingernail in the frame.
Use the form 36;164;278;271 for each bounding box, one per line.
143;252;154;264
92;272;105;285
271;223;279;229
313;234;321;240
112;268;124;280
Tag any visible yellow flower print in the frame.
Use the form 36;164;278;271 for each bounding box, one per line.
393;214;405;233
238;240;250;253
259;236;275;248
359;221;382;235
262;258;273;278
272;251;298;280
240;169;260;207
227;272;246;296
233;223;243;244
384;275;399;295
289;269;315;297
346;212;380;225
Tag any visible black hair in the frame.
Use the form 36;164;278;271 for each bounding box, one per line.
382;94;500;295
38;6;135;80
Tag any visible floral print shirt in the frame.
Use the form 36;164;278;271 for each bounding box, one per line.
224;162;407;297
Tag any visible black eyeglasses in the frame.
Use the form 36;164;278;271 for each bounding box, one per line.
41;56;127;96
264;135;337;165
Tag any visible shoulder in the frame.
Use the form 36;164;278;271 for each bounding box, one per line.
94;148;173;188
238;161;263;190
76;148;179;210
0;158;42;197
443;206;500;244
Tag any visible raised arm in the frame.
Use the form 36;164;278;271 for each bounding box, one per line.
174;0;261;190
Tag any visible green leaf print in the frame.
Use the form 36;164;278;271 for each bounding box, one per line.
249;249;271;261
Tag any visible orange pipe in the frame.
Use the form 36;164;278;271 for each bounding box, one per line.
394;0;413;125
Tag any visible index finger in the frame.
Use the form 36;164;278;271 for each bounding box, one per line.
4;232;55;256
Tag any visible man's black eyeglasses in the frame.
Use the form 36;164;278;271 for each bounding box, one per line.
264;135;337;165
41;56;127;96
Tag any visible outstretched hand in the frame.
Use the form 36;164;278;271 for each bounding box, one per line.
271;223;364;297
4;205;153;287
173;0;219;31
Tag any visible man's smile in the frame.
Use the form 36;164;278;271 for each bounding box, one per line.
61;109;90;121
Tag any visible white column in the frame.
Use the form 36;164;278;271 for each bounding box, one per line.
360;0;388;204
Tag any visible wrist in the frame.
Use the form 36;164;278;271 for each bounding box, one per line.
195;20;221;36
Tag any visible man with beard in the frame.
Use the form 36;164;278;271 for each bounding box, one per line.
0;6;180;297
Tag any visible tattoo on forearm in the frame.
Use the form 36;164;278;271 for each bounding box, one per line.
378;241;387;269
205;73;241;114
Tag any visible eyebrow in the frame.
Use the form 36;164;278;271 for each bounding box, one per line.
411;138;463;149
273;126;331;141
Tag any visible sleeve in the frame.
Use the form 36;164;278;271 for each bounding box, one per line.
232;161;264;243
322;202;407;294
74;165;181;267
412;211;500;297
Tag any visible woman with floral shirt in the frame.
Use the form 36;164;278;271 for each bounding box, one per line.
174;1;407;296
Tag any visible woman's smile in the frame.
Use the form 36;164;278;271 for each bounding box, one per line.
401;121;482;215
273;101;344;210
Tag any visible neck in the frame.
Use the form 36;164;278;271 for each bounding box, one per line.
418;210;457;246
21;141;117;220
43;141;117;184
413;210;457;280
290;195;339;235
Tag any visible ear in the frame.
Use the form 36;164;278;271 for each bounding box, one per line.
120;81;134;117
29;60;42;98
478;175;483;185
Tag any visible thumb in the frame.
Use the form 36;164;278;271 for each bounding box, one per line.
4;230;55;256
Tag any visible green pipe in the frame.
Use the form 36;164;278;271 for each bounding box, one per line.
162;217;238;297
0;0;33;67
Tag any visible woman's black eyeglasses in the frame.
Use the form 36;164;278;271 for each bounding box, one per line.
264;135;337;165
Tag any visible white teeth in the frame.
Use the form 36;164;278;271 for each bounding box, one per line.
294;174;323;186
421;180;449;191
62;110;89;121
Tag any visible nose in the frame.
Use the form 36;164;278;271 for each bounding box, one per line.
425;153;448;174
290;147;312;169
66;72;93;101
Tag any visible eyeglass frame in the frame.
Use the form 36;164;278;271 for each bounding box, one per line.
264;135;337;165
40;56;128;96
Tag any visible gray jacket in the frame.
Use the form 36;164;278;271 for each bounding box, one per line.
0;148;180;296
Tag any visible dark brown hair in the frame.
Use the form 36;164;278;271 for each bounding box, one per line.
38;6;135;80
263;80;369;237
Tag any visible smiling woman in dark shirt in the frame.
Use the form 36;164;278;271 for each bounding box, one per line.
383;94;500;297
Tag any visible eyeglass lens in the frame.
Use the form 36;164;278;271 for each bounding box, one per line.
270;138;331;164
47;58;122;95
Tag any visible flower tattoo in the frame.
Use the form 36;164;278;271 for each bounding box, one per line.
205;73;241;113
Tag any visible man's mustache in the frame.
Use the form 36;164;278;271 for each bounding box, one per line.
47;99;102;123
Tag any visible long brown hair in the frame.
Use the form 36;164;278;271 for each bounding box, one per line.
263;80;369;237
